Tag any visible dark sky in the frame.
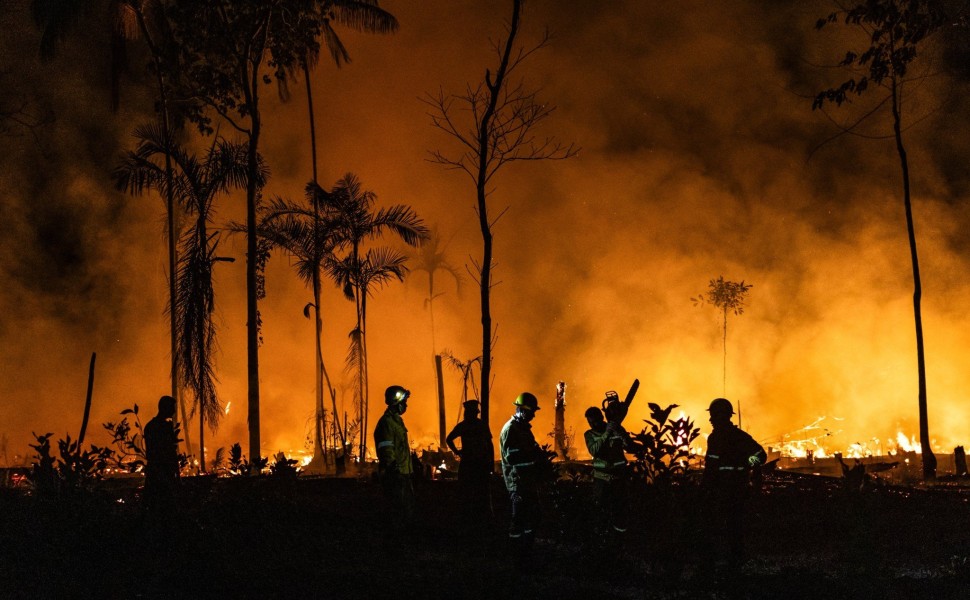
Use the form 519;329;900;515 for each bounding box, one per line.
2;0;969;464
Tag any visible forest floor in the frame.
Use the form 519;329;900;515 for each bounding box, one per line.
1;470;970;599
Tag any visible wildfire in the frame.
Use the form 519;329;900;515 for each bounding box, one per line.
764;416;928;459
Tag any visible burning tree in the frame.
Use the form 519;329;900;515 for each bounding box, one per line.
692;276;752;396
424;0;577;428
813;0;947;480
553;380;568;460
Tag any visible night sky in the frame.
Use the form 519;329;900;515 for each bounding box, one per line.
2;0;970;464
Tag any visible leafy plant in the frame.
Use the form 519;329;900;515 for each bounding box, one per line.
269;452;299;479
103;404;147;472
27;432;114;498
227;442;268;476
629;403;701;488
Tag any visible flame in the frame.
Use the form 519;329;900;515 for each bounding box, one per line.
893;431;921;454
224;401;231;416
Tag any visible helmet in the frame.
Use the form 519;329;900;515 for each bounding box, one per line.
707;398;734;418
513;392;540;412
385;385;411;406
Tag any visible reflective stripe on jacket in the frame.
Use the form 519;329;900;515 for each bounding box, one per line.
585;426;629;478
500;414;540;492
374;410;413;475
703;422;766;488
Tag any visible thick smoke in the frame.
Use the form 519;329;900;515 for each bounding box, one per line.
2;1;970;465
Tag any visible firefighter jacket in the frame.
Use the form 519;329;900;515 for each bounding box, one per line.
374;409;413;476
585;424;630;481
500;414;541;492
703;422;766;489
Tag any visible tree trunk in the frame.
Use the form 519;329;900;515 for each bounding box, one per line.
78;352;96;446
361;291;370;462
246;114;262;473
435;354;446;449
722;305;728;397
891;80;935;480
475;0;522;430
199;407;206;473
554;381;566;460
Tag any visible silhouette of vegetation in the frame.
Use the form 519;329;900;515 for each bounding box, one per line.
163;0;334;470
27;433;113;498
115;124;257;473
269;452;300;479
324;173;428;460
630;403;701;488
440;351;482;425
409;228;462;445
256;184;343;472
692;276;752;396
814;0;946;480
103;405;148;472
425;0;577;426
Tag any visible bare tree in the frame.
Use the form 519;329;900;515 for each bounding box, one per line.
424;0;577;427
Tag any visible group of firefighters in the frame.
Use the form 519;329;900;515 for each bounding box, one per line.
373;384;768;572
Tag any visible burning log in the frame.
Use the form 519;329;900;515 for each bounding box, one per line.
553;381;567;460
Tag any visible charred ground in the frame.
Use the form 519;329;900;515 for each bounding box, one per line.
1;470;970;599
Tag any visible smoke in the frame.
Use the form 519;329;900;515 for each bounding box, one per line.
2;1;970;466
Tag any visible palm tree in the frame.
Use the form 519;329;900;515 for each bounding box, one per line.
282;1;398;183
325;173;428;461
331;247;410;462
256;184;346;473
31;0;196;457
408;228;462;447
114;123;256;472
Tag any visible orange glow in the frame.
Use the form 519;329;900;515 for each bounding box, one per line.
1;2;968;471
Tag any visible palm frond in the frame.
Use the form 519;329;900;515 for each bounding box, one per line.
329;1;399;35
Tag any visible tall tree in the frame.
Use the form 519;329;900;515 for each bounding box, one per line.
271;1;397;471
325;173;427;461
692;276;752;397
114;123;256;472
814;0;945;480
255;185;345;473
164;0;325;469
424;0;577;428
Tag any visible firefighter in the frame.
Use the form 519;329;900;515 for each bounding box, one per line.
374;385;414;526
499;392;543;559
584;405;634;541
701;397;766;579
446;399;494;519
